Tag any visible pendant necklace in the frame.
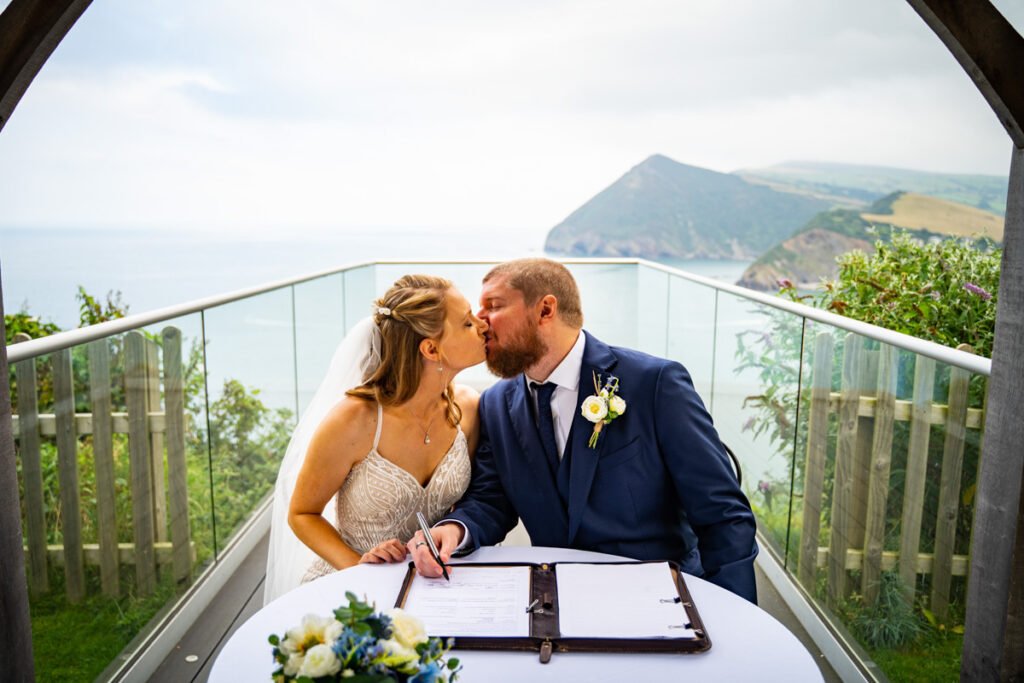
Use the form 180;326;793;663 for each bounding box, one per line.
417;406;441;444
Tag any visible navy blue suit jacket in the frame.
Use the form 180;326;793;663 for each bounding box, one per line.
449;331;759;603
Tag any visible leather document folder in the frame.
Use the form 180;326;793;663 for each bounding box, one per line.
394;560;711;663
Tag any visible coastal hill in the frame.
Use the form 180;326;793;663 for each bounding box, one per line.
736;191;1005;290
543;155;831;260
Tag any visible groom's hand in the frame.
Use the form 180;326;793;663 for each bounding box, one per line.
408;523;463;578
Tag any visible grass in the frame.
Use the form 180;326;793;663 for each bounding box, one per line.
861;192;1004;240
30;567;181;682
868;631;963;682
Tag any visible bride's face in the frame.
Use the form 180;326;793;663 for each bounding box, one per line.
437;288;488;371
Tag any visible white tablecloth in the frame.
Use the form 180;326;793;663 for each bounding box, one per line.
209;546;823;682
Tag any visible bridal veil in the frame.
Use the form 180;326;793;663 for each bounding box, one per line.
264;317;382;605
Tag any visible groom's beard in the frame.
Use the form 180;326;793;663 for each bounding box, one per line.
485;321;548;379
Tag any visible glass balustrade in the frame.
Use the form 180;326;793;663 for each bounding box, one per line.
8;259;988;682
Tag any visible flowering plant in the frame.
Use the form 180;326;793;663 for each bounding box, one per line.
269;592;460;682
580;371;626;448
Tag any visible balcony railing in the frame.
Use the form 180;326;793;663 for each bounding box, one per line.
8;258;988;682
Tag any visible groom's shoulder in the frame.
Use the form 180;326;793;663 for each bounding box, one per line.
603;340;679;375
480;376;521;404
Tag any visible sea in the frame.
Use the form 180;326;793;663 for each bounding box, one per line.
0;227;750;328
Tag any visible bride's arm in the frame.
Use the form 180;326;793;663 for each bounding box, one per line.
288;398;373;570
454;384;481;457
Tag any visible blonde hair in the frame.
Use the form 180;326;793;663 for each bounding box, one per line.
346;274;462;427
484;258;583;328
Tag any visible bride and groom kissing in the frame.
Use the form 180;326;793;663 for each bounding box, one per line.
265;258;758;605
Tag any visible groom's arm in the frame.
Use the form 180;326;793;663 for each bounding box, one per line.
445;390;519;550
655;361;759;603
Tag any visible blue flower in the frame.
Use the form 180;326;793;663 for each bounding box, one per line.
409;661;443;683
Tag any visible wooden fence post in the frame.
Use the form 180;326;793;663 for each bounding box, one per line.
162;327;192;583
899;355;936;602
828;333;863;605
125;332;156;595
13;333;47;594
52;347;84;602
799;331;833;592
88;339;119;597
931;344;972;620
145;338;168;547
862;344;898;604
851;347;878;553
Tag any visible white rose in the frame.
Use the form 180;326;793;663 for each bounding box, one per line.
609;395;626;416
387;608;428;649
283;653;304;677
282;613;335;654
298;644;341;678
581;395;608;423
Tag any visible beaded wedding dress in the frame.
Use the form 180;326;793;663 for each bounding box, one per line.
301;402;470;582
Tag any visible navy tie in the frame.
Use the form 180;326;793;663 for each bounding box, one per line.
531;382;560;472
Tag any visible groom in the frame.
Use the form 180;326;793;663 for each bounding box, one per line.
410;258;758;602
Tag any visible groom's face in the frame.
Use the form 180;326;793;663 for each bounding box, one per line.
478;277;548;378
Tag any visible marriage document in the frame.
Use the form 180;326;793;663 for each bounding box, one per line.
402;565;532;638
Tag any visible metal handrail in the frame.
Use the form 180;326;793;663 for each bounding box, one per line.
5;257;992;376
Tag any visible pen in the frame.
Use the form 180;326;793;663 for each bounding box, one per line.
415;511;450;581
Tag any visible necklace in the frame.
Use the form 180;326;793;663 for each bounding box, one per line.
409;403;442;444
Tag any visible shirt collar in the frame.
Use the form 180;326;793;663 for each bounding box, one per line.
525;330;586;391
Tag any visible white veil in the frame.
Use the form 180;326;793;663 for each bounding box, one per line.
264;317;382;605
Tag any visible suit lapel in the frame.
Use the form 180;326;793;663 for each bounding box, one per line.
505;379;565;521
566;332;618;545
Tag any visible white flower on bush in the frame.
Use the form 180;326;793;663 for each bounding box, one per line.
388;608;428;649
581;395;608;423
609;395;626;416
298;643;341;678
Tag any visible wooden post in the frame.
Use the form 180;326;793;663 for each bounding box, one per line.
862;344;898;604
963;146;1024;682
799;331;833;592
125;332;156;595
162;327;192;584
52;347;84;602
13;333;47;593
828;333;863;605
88;340;119;597
899;355;936;602
145;338;168;546
851;347;878;552
930;345;972;620
1;270;36;681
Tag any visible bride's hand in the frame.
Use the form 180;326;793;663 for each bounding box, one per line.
358;538;408;564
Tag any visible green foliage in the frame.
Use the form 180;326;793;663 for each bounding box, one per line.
5;308;62;344
844;573;924;649
816;230;1000;358
76;286;129;326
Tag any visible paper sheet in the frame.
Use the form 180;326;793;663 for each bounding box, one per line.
402;566;532;638
555;562;697;639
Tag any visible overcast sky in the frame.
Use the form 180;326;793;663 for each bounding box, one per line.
0;0;1021;241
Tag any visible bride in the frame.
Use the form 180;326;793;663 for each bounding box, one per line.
264;274;487;603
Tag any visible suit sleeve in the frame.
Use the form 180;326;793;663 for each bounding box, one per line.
655;361;759;603
448;389;519;549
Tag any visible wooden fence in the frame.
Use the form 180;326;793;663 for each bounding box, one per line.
11;328;192;602
799;332;980;620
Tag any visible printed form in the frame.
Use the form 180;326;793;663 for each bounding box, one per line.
402;566;532;638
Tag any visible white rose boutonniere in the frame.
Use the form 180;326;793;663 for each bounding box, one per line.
580;372;626;448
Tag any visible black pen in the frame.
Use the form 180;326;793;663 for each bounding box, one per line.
415;511;450;581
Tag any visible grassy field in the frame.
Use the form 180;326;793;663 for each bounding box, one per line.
860;192;1003;240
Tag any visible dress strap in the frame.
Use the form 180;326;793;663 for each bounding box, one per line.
373;402;384;450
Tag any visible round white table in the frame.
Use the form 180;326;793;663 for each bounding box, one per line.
210;546;823;682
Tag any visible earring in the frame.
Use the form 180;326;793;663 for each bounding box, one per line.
438;363;444;372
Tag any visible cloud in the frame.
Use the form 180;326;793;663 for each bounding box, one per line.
0;0;1016;240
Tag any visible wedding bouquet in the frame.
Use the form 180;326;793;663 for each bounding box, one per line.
269;592;460;682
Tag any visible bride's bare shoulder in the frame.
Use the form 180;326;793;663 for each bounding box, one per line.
309;396;377;456
453;384;481;413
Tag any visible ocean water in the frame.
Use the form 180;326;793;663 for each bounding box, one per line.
0;227;749;328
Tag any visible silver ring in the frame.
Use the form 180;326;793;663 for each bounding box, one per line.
415;541;428;548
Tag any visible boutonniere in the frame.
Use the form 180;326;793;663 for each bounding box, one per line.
580;371;626;448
